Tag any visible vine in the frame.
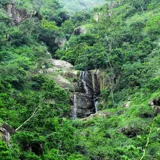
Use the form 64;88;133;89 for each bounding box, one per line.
140;117;156;160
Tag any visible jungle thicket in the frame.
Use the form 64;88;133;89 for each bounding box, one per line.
0;0;160;159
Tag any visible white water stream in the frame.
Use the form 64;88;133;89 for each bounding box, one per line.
72;93;77;119
72;71;99;119
80;71;89;95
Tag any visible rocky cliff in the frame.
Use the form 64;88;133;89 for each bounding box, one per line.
4;3;29;24
43;59;105;118
3;1;41;25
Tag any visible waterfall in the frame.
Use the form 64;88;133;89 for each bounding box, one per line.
93;96;98;113
80;71;89;95
80;71;99;114
72;93;77;119
95;101;98;113
71;70;100;119
80;71;100;114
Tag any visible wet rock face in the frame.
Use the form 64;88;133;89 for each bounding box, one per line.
71;71;101;119
79;71;100;96
43;59;102;119
71;93;94;118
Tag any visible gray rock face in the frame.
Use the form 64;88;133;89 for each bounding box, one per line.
71;93;94;118
0;124;15;146
46;59;78;91
3;2;42;25
54;74;74;91
4;3;29;24
0;128;10;145
50;59;74;69
71;70;101;119
79;71;100;96
42;59;103;119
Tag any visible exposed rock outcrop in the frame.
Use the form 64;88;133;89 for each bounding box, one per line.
43;59;105;119
0;124;15;145
50;59;74;69
71;93;94;118
46;59;78;91
71;70;103;118
54;75;74;90
4;3;29;24
149;97;160;115
3;1;42;25
0;127;10;145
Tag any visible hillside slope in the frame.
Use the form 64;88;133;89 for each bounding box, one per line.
0;0;160;160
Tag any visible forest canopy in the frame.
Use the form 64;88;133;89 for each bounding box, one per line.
0;0;160;159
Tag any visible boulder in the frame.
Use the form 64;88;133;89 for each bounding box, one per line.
148;97;160;115
50;59;73;69
45;59;79;91
0;124;15;146
0;127;10;146
149;97;160;107
2;124;15;135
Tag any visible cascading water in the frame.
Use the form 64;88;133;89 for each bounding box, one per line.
80;71;90;95
93;96;99;113
72;93;77;119
71;70;100;118
95;101;99;113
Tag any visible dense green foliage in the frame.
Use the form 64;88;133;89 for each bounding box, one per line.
0;0;160;159
56;0;160;103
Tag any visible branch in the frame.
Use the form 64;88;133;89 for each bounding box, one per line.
140;117;155;160
15;105;41;132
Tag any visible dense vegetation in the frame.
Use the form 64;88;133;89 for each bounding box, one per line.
0;0;160;159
